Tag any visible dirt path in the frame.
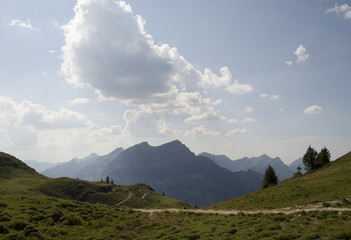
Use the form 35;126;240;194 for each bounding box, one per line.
135;206;351;215
116;192;133;206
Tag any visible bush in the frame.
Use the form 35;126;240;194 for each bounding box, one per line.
0;216;11;222
50;208;64;222
63;213;82;226
329;231;351;239
0;224;9;234
9;220;28;230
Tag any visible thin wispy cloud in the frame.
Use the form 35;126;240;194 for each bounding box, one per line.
69;98;90;105
285;60;293;66
245;107;255;113
325;3;351;20
9;19;40;31
304;105;324;114
294;44;309;63
185;125;220;137
226;128;249;136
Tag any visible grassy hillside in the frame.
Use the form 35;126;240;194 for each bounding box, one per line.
209;151;351;210
1;151;351;239
0;152;187;209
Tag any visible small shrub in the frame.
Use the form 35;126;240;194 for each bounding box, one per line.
322;202;331;207
273;215;287;222
50;208;64;222
9;220;28;230
63;213;82;226
342;198;350;205
329;231;351;239
317;211;329;219
276;233;298;240
0;224;9;234
24;225;39;236
0;216;11;222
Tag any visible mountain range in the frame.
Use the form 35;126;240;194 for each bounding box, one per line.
199;152;295;181
41;140;263;207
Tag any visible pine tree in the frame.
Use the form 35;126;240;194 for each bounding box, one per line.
317;147;331;168
262;165;278;189
303;145;318;171
111;179;114;185
294;166;302;176
106;176;110;184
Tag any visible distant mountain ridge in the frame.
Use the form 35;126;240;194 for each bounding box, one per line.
288;157;306;174
199;152;294;181
42;140;263;207
23;160;59;173
41;149;123;179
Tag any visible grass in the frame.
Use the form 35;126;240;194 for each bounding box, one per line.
209;151;351;210
1;151;351;239
0;152;187;209
0;194;350;239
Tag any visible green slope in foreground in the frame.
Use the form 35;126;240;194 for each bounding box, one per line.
0;152;187;209
209;151;351;210
1;151;351;239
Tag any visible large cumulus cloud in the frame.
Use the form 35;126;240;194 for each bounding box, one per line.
61;0;252;106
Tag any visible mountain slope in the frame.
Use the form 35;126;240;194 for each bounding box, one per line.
75;140;263;207
200;152;293;181
41;148;123;179
0;152;187;209
23;159;59;172
288;157;306;174
209;151;351;210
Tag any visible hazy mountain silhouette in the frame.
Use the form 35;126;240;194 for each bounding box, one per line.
43;140;263;206
23;159;59;173
288;157;306;174
200;152;293;181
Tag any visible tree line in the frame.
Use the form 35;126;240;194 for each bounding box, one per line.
262;146;331;189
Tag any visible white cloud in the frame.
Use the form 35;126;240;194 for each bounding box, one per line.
228;117;256;123
285;60;293;66
41;71;52;79
61;0;251;108
325;3;351;20
245;107;255;113
69;98;90;105
123;109;172;137
184;112;221;124
304;105;324;114
184;125;220;137
200;67;232;88
294;44;309;63
225;79;253;94
226;128;249;136
0;96;125;162
260;93;279;100
9;19;40;31
0;96;93;130
271;95;280;100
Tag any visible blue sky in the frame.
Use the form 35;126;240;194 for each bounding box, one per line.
1;0;350;163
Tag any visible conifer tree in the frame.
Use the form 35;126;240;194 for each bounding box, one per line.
303;145;318;171
262;165;278;188
294;166;302;176
317;147;331;168
106;176;110;184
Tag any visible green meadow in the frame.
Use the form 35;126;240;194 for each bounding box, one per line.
1;151;351;239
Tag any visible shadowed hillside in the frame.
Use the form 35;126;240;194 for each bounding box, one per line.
209;151;351;210
0;152;187;209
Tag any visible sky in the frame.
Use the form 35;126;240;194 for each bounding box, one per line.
1;0;350;164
